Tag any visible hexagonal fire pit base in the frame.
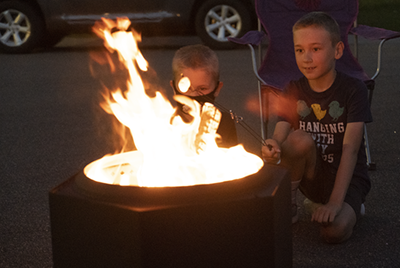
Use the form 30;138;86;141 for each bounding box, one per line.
49;164;291;268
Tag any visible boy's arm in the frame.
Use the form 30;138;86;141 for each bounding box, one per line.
271;121;292;146
312;122;364;223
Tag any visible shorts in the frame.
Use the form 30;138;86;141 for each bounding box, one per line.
299;146;371;220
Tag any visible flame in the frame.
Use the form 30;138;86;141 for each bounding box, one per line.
85;18;263;187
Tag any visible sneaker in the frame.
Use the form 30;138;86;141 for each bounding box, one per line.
303;198;322;215
292;204;299;223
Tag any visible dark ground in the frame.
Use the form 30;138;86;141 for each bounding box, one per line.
0;34;399;267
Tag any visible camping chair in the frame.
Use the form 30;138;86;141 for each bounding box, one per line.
229;0;400;170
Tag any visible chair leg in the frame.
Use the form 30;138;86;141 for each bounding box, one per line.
364;124;376;170
258;81;267;140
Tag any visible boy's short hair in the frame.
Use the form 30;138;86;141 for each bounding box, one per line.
172;44;220;83
293;12;341;46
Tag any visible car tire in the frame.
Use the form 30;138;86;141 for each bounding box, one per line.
0;1;45;53
195;0;253;49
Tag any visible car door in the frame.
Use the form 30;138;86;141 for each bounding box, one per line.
52;0;177;26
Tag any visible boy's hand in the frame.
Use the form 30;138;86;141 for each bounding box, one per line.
311;202;342;224
262;139;281;164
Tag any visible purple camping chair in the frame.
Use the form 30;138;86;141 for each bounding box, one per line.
229;0;400;170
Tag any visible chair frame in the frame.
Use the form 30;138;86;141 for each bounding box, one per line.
229;0;400;170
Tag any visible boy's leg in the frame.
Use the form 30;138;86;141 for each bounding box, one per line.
282;131;369;242
300;164;368;243
280;129;316;223
319;179;369;243
280;129;317;182
320;202;357;244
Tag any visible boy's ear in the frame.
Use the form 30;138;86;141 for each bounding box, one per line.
213;81;223;97
335;41;344;60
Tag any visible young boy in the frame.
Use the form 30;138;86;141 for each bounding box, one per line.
262;12;372;243
170;44;238;148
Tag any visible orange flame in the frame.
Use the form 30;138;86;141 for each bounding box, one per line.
84;18;263;187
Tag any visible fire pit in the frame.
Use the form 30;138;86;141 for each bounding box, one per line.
48;18;292;267
49;163;291;268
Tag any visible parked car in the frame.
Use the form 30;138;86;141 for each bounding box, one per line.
0;0;256;53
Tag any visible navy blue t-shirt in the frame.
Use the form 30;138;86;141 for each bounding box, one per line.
281;71;372;181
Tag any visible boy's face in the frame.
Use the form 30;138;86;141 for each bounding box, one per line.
173;68;221;98
293;26;343;90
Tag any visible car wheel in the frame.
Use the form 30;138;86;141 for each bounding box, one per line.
195;0;253;49
0;1;45;53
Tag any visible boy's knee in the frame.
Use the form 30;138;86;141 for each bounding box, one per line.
286;130;314;154
320;202;357;243
320;221;353;244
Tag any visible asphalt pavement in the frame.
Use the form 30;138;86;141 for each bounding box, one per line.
0;34;399;267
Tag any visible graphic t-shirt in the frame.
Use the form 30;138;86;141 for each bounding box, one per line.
282;72;372;179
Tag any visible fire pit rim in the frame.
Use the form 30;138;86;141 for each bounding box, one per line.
73;163;282;208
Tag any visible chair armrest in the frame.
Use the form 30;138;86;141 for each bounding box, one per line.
351;25;400;80
228;30;268;85
350;25;400;41
228;30;266;46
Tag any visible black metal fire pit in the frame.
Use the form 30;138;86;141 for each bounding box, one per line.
49;163;291;268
